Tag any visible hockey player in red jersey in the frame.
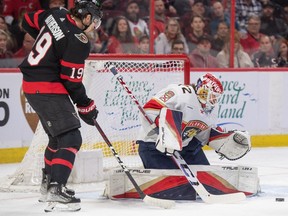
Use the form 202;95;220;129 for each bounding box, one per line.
137;73;251;169
19;0;103;212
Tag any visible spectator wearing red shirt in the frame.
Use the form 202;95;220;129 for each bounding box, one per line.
189;35;219;68
13;33;35;58
240;14;264;57
154;0;169;38
2;0;42;25
107;16;138;54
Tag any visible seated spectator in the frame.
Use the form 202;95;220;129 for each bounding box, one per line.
184;15;211;52
154;17;189;54
209;1;231;36
107;16;138;54
136;34;149;53
170;39;186;54
251;34;278;67
49;0;66;8
216;31;254;68
181;0;211;35
189;35;219;68
282;3;288;25
125;1;149;39
236;0;262;33
13;33;35;58
0;15;17;52
0;29;13;59
154;0;169;38
2;0;42;25
260;1;288;39
211;21;229;56
275;37;288;67
240;14;264;57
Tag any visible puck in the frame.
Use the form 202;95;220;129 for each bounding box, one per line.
275;198;285;202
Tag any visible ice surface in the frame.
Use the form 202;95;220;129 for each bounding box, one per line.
0;147;287;216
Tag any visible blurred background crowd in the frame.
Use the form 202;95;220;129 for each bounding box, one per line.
0;0;288;68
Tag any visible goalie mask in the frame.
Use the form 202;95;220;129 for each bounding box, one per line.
195;73;223;113
73;0;103;30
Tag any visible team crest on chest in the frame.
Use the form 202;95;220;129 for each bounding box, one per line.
74;33;88;43
159;90;175;102
182;120;208;140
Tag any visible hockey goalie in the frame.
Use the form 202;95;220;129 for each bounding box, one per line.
106;73;258;201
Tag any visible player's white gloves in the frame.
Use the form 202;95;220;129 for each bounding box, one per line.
155;107;183;156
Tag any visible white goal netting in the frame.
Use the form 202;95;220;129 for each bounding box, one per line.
0;54;190;191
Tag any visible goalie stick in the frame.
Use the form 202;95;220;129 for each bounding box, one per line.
93;119;175;209
109;65;246;204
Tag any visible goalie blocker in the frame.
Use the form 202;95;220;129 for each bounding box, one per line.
105;165;259;200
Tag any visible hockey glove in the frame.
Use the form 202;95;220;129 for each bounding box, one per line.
155;138;174;156
77;99;98;126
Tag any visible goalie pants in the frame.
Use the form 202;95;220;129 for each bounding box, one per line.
137;139;209;169
25;93;82;185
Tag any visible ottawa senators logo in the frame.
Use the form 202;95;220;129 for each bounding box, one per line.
74;33;88;43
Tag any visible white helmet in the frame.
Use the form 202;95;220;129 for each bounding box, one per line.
195;73;223;113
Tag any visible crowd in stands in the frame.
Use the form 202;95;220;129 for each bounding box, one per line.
0;0;288;68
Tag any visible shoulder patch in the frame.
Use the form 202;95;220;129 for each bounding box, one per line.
74;33;89;43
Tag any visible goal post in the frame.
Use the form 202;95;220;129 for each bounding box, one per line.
1;54;190;190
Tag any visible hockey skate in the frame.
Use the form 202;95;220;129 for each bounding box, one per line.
44;183;81;212
39;169;75;203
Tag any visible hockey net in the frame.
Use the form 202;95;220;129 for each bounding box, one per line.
0;54;190;191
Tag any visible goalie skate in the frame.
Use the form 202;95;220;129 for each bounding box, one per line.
44;183;81;212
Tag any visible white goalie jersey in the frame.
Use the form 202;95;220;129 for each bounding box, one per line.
137;84;218;147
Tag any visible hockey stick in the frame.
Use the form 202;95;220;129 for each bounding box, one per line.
93;119;175;209
109;66;246;204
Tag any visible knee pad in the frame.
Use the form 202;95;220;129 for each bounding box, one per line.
57;129;82;151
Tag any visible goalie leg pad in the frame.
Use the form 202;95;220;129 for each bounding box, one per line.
208;129;251;160
156;108;183;154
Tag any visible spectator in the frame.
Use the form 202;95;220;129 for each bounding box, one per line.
154;17;189;54
154;0;169;38
216;31;254;68
282;3;288;25
170;39;186;54
211;21;229;56
164;0;191;17
125;1;149;39
0;29;13;58
189;35;219;67
209;1;231;36
13;33;35;58
2;0;42;25
251;34;278;67
107;16;138;54
49;0;66;8
275;37;288;67
0;15;17;52
236;0;262;33
260;1;288;39
180;0;211;39
185;15;210;52
240;14;264;57
136;34;149;53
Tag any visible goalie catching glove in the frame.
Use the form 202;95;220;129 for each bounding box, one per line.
155;107;183;156
77;99;98;126
208;128;251;160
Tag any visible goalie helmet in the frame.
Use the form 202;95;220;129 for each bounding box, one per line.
195;73;223;113
72;0;103;29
